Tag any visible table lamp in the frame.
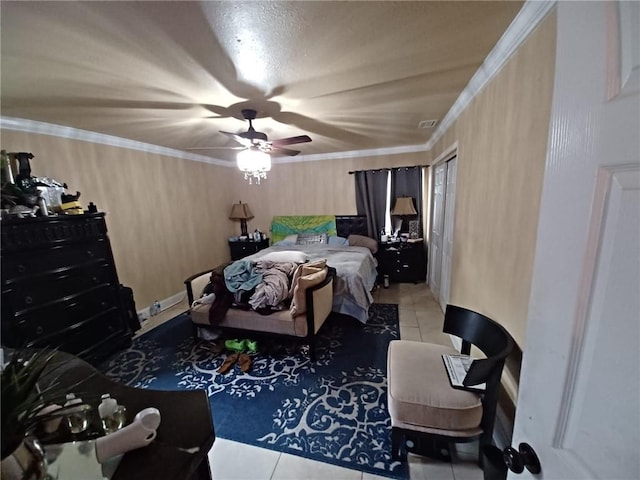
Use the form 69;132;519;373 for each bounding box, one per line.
391;197;417;234
229;201;253;237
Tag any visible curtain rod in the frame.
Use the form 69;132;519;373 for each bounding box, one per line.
348;165;429;175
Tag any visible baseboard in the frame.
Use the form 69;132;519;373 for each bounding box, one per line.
137;291;187;321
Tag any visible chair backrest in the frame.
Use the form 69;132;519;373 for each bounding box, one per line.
443;304;514;387
443;304;513;358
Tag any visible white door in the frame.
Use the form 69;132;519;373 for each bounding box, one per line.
439;157;457;311
511;3;639;479
429;163;446;299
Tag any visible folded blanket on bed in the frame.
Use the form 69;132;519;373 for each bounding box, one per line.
249;260;298;310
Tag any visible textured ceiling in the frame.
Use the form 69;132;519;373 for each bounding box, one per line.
0;1;523;163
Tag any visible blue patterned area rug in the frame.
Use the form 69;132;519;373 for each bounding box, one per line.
99;303;408;479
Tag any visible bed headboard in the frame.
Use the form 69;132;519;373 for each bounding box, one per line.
335;215;368;238
270;215;369;244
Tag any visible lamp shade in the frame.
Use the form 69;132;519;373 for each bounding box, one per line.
229;202;253;220
391;197;417;216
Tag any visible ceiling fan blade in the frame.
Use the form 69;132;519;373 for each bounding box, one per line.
270;135;312;147
187;146;245;151
220;130;253;147
270;146;301;156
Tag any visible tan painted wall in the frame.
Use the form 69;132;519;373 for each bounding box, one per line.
431;12;557;348
0;131;238;307
1;129;428;307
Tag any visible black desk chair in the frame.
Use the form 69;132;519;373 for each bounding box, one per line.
387;304;514;465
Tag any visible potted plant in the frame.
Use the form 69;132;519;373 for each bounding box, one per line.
1;348;69;479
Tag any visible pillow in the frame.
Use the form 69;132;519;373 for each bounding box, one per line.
289;259;327;299
328;235;349;246
296;233;327;245
273;234;298;246
259;250;308;264
347;234;378;254
290;260;328;316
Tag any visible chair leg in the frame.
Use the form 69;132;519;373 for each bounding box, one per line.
430;438;451;462
192;321;199;339
478;432;492;468
391;427;403;461
308;336;316;362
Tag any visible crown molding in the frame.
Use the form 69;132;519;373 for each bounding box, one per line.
275;143;429;164
426;0;557;150
0;116;229;167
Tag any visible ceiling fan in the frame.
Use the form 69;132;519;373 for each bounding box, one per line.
189;109;312;156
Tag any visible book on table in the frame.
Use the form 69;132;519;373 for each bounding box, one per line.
442;354;487;392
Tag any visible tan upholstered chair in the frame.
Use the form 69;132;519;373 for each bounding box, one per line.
184;266;335;361
387;304;514;464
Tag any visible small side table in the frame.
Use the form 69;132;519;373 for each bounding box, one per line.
376;241;427;283
228;238;270;261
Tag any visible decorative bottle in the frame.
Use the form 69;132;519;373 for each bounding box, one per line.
98;393;127;434
63;393;90;434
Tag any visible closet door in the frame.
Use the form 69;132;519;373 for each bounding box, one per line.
439;157;457;311
429;163;446;299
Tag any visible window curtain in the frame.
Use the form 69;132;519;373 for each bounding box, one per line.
390;166;422;217
354;170;388;238
391;166;422;233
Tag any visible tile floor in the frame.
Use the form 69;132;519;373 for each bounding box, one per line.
138;283;484;480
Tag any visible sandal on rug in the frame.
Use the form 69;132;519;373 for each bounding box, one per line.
225;339;246;352
217;353;239;374
238;353;252;373
210;340;225;355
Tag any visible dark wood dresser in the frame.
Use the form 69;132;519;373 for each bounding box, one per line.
1;212;133;364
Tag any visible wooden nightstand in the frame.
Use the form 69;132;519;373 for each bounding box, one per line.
377;241;427;283
228;238;270;261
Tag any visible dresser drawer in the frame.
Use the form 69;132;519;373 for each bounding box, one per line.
389;265;416;282
27;309;125;356
3;263;117;313
0;214;107;251
2;240;113;280
7;285;120;345
229;239;269;261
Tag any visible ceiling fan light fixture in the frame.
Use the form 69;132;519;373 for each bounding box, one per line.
237;147;271;184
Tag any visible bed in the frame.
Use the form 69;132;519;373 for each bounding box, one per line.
242;215;378;323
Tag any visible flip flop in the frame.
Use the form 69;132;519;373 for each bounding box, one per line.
238;353;252;373
217;353;239;374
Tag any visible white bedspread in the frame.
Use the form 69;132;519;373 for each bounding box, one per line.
244;244;378;323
